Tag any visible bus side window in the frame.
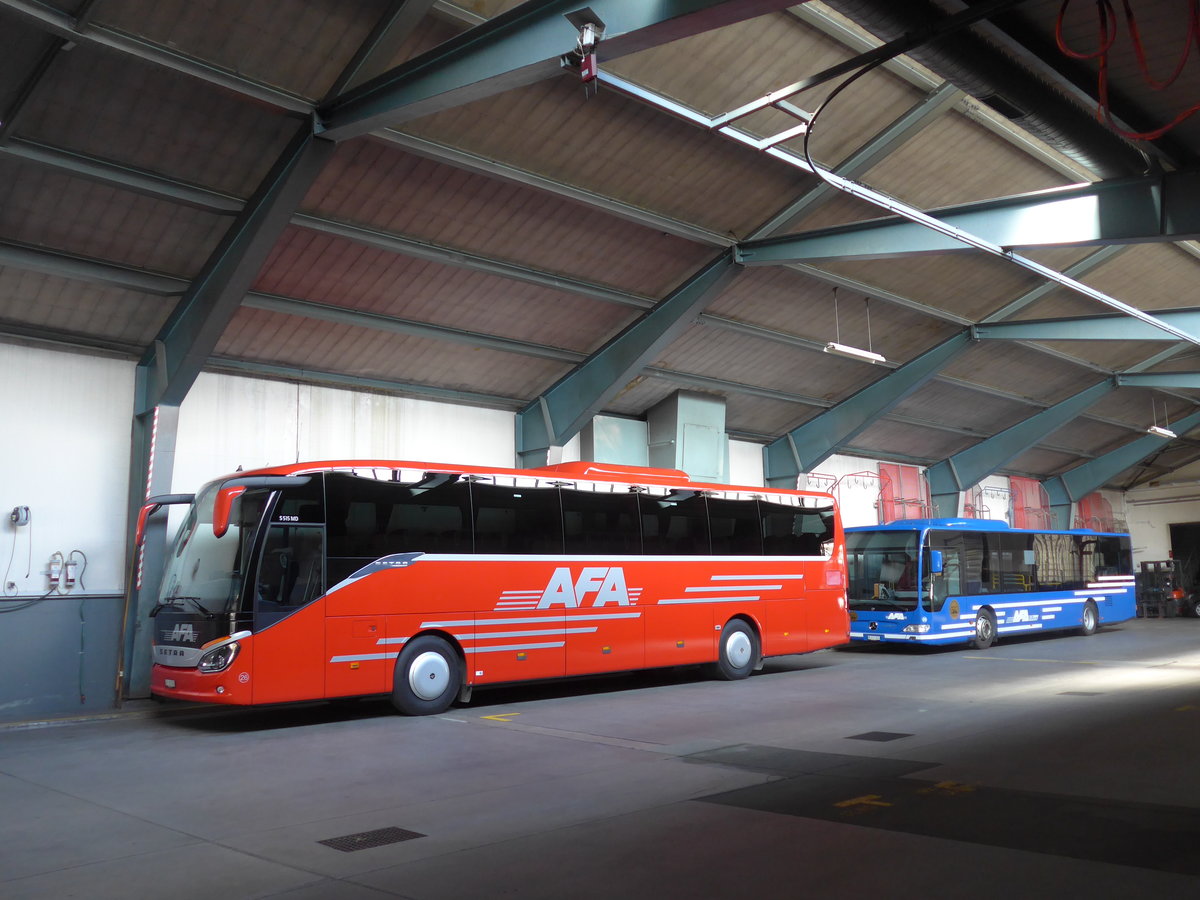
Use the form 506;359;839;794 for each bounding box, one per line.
256;524;325;628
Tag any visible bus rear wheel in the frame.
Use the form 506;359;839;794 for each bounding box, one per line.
391;635;461;716
970;609;997;650
710;619;758;681
1079;601;1099;636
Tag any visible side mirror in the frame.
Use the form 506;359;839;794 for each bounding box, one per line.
928;549;944;575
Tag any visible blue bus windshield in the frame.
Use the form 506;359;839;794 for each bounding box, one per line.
846;530;922;611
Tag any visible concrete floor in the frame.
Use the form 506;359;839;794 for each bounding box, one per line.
2;617;1199;899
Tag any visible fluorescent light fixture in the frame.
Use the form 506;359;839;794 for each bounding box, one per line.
1147;425;1177;439
824;341;886;364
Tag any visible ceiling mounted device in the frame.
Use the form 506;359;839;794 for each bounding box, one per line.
824;288;886;364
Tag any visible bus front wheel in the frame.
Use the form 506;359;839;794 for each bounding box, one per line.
710;619;758;681
392;635;461;716
1080;601;1099;636
970;609;997;650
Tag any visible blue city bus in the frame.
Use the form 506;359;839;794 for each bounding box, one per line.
845;519;1135;648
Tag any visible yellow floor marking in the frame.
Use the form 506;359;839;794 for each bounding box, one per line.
963;656;1099;665
835;794;892;808
481;712;521;722
919;780;976;796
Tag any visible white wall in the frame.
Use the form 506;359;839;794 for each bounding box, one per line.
1123;483;1200;562
0;343;133;596
172;374;517;494
728;439;764;487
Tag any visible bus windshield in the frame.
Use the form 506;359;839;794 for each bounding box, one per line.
158;482;270;619
846;530;921;611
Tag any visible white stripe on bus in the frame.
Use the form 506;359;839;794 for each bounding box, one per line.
423;612;643;627
329;652;401;663
685;585;782;592
464;642;565;653
709;574;805;580
657;596;760;604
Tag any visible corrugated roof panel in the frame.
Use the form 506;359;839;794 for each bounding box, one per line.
16;45;299;196
609;11;922;162
217;307;569;399
890;379;1033;434
1005;446;1085;478
724;394;816;438
1076;243;1200;311
599;374;680;418
861;110;1072;209
0;267;170;344
1040;416;1135;457
1032;340;1173;373
818;249;1045;321
255;227;635;352
306;139;716;298
846;418;977;462
652;324;876;401
0;19;55;115
788;191;894;232
1016;244;1200;322
940;342;1101;405
1083;388;1185;429
93;0;393;100
705;265;961;357
403;75;811;238
0;158;226;277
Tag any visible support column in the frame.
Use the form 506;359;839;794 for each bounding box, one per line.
121;387;180;699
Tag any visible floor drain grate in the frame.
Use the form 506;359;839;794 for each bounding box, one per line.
318;826;426;852
846;731;913;742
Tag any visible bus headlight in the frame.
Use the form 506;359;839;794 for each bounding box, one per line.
198;641;241;673
902;624;931;634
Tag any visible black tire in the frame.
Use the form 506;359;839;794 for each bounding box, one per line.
970;608;997;650
1079;600;1099;636
710;619;759;681
1190;596;1200;619
391;635;461;716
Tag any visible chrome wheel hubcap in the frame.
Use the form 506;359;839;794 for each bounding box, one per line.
725;631;751;668
408;651;450;700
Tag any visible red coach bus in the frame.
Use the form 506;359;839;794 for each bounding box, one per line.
145;460;847;715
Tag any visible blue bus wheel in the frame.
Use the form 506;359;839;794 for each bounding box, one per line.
1080;601;1098;636
970;609;996;650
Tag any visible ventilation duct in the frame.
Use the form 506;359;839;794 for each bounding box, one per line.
821;0;1149;178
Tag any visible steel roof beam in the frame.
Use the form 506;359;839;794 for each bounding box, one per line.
763;331;974;485
140;125;334;410
925;380;1115;515
980;245;1127;322
376;130;729;246
748;81;963;239
317;0;804;141
516;250;741;466
0;239;187;294
739;169;1200;263
975;309;1200;343
1116;373;1200;390
0;138;243;213
0;34;67;143
0;0;313;113
322;0;438;103
1043;408;1200;526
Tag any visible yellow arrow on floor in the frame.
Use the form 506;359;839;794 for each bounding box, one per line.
481;713;521;722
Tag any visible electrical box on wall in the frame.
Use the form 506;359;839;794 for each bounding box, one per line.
9;506;29;526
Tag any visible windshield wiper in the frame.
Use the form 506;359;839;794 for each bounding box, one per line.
150;596;218;618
